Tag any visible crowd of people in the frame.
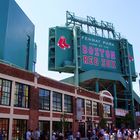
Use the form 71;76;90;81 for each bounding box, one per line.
23;127;140;140
25;128;40;140
86;127;140;140
50;127;140;140
51;130;80;140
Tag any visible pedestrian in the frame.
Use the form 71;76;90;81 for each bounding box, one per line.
76;130;81;140
33;128;40;140
68;129;74;140
87;129;92;140
57;132;64;140
52;132;56;140
117;129;122;140
26;129;31;140
31;130;34;140
104;130;109;140
92;129;98;140
0;130;2;140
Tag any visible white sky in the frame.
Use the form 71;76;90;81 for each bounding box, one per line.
15;0;140;94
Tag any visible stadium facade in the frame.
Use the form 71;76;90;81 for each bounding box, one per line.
0;0;140;139
0;62;114;139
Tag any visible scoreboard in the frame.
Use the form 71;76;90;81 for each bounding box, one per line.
48;26;136;77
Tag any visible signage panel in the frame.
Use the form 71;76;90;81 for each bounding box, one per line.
49;27;136;77
80;32;121;73
115;109;128;116
55;27;73;68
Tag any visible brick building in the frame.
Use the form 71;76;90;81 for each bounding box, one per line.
0;62;114;140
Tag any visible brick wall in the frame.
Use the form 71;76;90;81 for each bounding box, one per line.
0;107;10;114
0;63;34;81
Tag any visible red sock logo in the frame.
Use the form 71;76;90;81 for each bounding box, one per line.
57;36;70;49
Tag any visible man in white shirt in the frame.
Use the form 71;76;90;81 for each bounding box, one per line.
26;129;31;140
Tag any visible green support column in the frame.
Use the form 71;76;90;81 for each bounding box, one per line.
125;92;128;110
126;40;136;128
95;80;99;93
113;82;117;109
73;26;79;87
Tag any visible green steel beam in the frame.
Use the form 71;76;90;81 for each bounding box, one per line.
66;11;121;39
95;80;99;92
73;26;79;87
79;69;126;88
113;82;117;109
61;69;127;89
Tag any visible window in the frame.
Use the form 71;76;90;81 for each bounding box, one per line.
64;95;73;113
14;83;29;108
39;121;50;136
103;104;111;117
93;101;99;116
0;118;9;140
0;78;11;106
39;88;50;110
52;121;72;137
12;119;27;140
86;100;92;115
53;92;62;112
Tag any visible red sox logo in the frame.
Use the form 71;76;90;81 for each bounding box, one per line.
57;36;70;49
128;54;134;62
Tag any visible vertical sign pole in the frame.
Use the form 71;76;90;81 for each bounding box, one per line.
73;26;79;87
73;26;80;133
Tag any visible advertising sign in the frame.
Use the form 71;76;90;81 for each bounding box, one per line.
49;27;135;76
76;98;84;121
115;109;128;116
80;32;121;73
55;27;73;68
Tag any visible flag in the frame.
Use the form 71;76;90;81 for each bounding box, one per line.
128;54;134;62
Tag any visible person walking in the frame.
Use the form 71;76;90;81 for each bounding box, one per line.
76;130;81;140
26;129;31;140
33;128;40;140
104;130;109;140
117;129;122;140
52;132;56;140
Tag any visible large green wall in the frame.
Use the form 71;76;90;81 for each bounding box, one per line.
0;0;36;72
0;0;9;59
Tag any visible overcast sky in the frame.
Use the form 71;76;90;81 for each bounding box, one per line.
15;0;140;94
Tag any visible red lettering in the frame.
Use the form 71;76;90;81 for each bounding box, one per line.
106;60;110;67
83;56;88;64
99;49;105;57
82;45;87;54
111;60;116;69
110;51;116;59
89;56;93;64
95;48;99;56
105;50;110;58
88;46;94;55
93;57;99;66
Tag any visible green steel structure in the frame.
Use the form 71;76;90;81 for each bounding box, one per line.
48;11;139;127
0;0;36;72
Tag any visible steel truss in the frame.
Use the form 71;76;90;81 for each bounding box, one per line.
66;11;121;39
